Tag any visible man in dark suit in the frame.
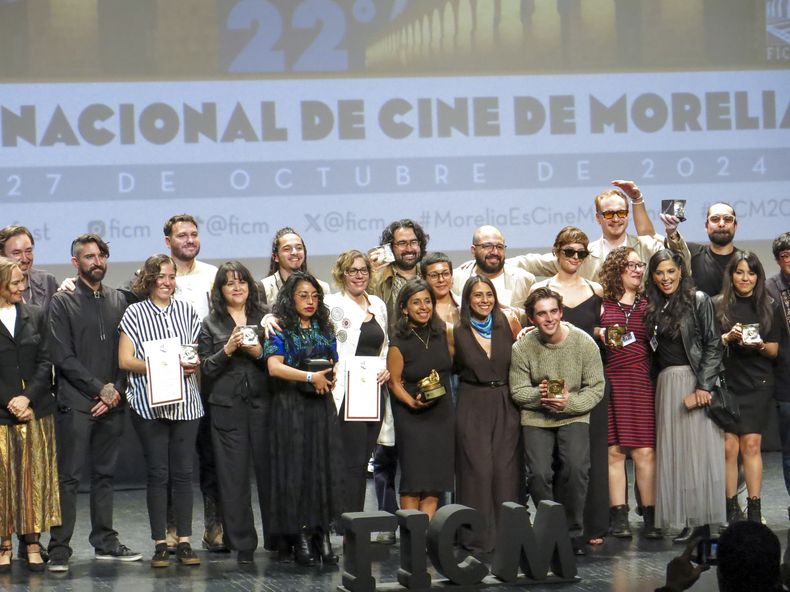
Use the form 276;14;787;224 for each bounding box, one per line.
0;225;58;309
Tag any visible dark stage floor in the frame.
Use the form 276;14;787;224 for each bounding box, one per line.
2;453;789;592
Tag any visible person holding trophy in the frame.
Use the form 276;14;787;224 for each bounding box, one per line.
118;254;203;568
715;251;781;525
596;247;660;539
386;278;454;519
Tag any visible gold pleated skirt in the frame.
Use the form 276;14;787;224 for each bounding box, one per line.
0;414;61;536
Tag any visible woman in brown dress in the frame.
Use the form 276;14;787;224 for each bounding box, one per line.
454;275;520;555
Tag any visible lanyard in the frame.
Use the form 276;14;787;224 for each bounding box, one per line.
615;294;640;332
652;299;670;339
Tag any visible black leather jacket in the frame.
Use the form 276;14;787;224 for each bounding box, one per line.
678;291;723;392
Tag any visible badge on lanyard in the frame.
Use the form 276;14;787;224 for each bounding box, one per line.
621;331;636;347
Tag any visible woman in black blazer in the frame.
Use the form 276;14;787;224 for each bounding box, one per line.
198;261;268;565
0;258;59;572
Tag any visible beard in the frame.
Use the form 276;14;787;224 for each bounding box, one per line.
81;266;107;284
708;229;734;247
394;252;419;271
476;254;504;275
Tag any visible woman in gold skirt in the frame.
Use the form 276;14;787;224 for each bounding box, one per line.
0;258;60;572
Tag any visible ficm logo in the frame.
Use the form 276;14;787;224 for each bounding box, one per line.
87;220;107;237
767;0;790;61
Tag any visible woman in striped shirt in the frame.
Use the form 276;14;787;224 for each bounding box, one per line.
118;254;203;568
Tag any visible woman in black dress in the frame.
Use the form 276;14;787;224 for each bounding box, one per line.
387;278;454;519
198;261;268;564
454;275;519;554
529;226;607;546
263;272;342;566
716;251;780;524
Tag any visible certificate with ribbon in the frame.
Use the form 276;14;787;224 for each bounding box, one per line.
345;356;385;422
143;337;184;408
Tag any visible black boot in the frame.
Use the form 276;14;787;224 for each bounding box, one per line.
642;506;663;540
746;497;762;523
312;529;339;565
293;530;316;566
609;505;632;538
674;524;709;544
726;496;742;525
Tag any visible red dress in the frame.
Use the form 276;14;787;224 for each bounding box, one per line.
601;297;655;449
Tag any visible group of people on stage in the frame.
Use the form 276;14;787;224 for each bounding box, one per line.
0;179;789;573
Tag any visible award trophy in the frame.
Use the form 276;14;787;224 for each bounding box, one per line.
547;379;566;399
606;324;625;348
661;199;687;222
741;323;761;345
180;344;199;365
240;325;259;346
417;369;446;401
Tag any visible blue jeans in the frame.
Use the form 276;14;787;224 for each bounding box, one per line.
776;401;790;497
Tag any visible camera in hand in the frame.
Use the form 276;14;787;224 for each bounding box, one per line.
695;537;718;566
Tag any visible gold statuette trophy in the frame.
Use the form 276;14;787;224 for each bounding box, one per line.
417;369;446;401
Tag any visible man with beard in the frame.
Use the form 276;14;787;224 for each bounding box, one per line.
0;225;58;309
369;219;429;332
367;219;429;544
452;225;535;324
665;202;741;296
260;227;330;303
47;234;141;571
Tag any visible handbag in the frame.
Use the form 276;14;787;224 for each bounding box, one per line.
297;358;333;394
706;373;740;432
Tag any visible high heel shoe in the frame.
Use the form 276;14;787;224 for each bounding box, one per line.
25;542;45;573
312;530;338;565
0;543;12;574
673;524;710;545
293;530;316;566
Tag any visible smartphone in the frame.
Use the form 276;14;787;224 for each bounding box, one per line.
695;537;718;566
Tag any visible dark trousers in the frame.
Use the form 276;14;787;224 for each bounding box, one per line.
211;400;267;552
197;406;219;501
49;406;124;555
522;423;589;538
131;414;200;541
372;444;398;515
338;408;381;514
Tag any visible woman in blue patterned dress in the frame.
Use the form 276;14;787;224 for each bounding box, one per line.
264;272;342;567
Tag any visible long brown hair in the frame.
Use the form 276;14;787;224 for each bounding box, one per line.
717;251;774;332
600;246;638;301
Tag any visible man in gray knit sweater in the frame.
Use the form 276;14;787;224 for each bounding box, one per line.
510;287;604;554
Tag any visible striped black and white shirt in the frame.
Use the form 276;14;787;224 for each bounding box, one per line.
118;298;204;421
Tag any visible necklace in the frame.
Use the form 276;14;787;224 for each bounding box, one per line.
410;325;431;349
470;313;493;339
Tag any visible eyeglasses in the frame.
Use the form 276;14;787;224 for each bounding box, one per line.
625;261;647;272
778;251;790;262
344;267;370;277
392;239;419;249
598;210;629;220
426;270;452;281
474;242;507;252
560;248;589;260
708;214;736;224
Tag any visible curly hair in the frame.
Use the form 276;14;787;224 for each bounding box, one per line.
132;254;175;298
645;250;695;339
379;219;429;259
209;260;263;319
273;271;333;337
600;246;638;301
717;251;774;333
331;250;370;289
267;227;308;277
393;278;442;339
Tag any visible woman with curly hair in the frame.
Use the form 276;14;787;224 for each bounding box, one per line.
715;252;781;524
596;246;659;539
263;272;342;566
646;249;724;540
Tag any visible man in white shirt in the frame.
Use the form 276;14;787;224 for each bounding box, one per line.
452;225;535;324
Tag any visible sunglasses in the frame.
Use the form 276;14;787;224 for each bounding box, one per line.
707;214;736;224
560;248;589;260
598;209;629;220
